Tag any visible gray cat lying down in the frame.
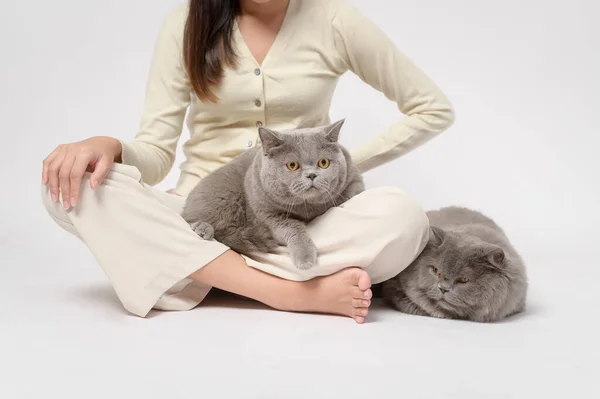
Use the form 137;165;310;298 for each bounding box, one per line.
382;206;528;322
182;120;364;270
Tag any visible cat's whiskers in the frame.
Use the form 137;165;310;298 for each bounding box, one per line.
303;200;309;220
337;192;350;203
272;176;303;219
314;181;338;208
446;294;473;312
326;190;338;208
284;196;296;221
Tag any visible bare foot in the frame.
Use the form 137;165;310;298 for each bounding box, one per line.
295;268;372;324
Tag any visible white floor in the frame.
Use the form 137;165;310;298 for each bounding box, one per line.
2;226;598;399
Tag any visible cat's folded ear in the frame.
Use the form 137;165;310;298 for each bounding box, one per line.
481;246;506;269
258;127;284;154
429;226;446;246
324;119;345;142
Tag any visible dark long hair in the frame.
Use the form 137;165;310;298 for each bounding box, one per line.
184;0;240;102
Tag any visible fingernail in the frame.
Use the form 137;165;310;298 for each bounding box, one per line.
51;193;58;202
363;300;369;306
71;197;77;207
91;180;97;189
63;200;70;210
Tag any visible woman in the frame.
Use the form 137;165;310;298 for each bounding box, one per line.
41;0;454;323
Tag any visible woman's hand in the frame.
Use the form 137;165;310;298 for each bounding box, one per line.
42;136;122;210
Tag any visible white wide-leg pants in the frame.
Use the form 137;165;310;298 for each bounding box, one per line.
42;164;429;317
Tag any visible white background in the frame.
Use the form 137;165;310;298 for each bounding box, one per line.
1;0;599;398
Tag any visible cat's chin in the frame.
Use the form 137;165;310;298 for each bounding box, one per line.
436;298;457;311
296;187;329;203
427;292;459;311
437;296;473;317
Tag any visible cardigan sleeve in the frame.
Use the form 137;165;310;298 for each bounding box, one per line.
119;4;191;185
331;1;455;173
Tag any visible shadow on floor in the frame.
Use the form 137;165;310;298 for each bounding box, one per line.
65;284;274;316
64;283;398;324
201;288;273;311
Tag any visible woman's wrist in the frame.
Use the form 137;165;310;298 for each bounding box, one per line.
100;136;123;163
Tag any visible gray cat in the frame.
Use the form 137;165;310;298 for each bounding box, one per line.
382;206;528;322
181;119;364;270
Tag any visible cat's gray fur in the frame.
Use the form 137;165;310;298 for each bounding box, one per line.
382;206;528;322
181;119;364;269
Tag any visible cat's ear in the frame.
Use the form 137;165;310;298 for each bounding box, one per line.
324;119;345;142
429;226;446;246
487;248;506;268
258;127;284;154
481;246;506;269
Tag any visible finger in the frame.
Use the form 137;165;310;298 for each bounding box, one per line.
48;150;66;203
59;152;76;209
42;147;60;185
89;154;113;189
69;151;93;207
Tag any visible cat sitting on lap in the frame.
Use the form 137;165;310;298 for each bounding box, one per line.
382;206;528;322
182;119;364;270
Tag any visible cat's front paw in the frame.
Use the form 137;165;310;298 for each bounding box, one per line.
190;221;214;240
291;245;318;270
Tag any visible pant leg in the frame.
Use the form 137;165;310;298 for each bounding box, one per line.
41;163;230;317
243;187;430;284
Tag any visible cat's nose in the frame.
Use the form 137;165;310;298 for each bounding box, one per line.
306;173;317;181
438;284;450;294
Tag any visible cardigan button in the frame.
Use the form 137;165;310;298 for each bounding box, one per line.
256;121;263;128
246;140;253;148
254;99;262;107
254;68;261;76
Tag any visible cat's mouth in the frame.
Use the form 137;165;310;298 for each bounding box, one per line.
427;290;456;307
292;181;335;203
300;186;324;199
436;294;469;312
297;182;321;194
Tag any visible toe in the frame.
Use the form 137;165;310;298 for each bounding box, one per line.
352;287;373;299
354;307;369;317
353;298;371;308
357;270;372;291
354;315;366;324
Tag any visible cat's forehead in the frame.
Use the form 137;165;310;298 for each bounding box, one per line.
278;131;327;145
271;132;338;158
435;247;467;270
279;126;330;136
433;238;485;269
440;234;482;255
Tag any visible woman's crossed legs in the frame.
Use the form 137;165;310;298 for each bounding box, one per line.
41;163;429;323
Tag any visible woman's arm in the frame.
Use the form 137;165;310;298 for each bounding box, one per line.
119;4;191;185
330;2;455;173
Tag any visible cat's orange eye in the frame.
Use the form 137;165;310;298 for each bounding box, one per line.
457;276;469;284
431;266;440;276
318;158;331;169
286;162;300;171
